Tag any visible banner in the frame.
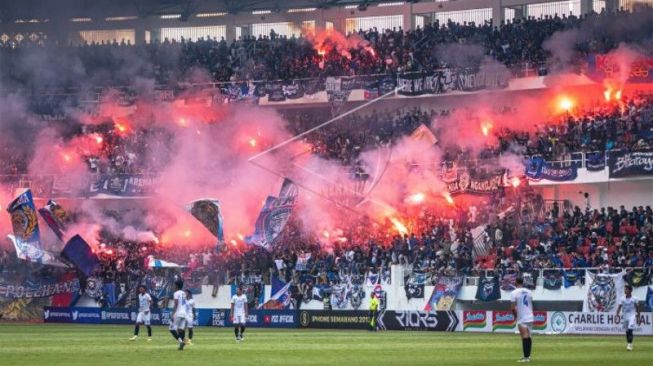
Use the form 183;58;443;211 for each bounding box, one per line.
147;256;181;268
186;198;225;242
38;200;69;240
424;276;463;311
245;179;298;251
475;276;500;302
543;270;563;290
8;235;66;267
396;69;509;96
586;153;606;172
409;124;438;145
624;269;651;287
259;277;292;310
445;170;506;195
298;310;373;330
224;309;298;328
404;283;425;300
608;150;653;178
0;275;79;299
380;311;459;331
491;311;547;333
586;54;653;83
647;287;653;312
88;174;159;197
61;235;100;277
549;311;653;335
462;310;490;332
583;271;625;312
6;190;44;263
524;157;578;181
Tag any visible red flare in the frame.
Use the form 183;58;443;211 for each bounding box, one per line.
511;177;522;188
442;192;454;205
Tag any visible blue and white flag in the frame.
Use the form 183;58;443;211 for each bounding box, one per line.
245;179;297;251
147;256;182;268
260;276;293;310
6;190;45;263
185;198;225;242
7;235;66;267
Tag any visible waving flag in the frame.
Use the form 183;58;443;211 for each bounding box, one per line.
245;179;297;251
185;198;225;242
61;235;100;277
259;276;293;309
38;199;69;241
147;255;182;268
7;235;66;267
6;190;45;263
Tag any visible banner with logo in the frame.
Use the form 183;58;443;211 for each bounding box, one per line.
379;311;459;331
624;269;651;288
524;157;578;182
462;310;491;332
38;200;69;241
6;190;44;263
245;179;298;251
224;309;298;328
445;170;506;195
475;276;500;302
608;151;653;178
298;310;373;330
586;152;606;172
396;69;508;96
88;174;159;197
491;311;547;333
583;271;625;313
548;311;653;335
424;276;463;311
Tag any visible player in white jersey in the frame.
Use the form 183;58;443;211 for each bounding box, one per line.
616;285;641;351
169;280;187;350
130;285;153;341
231;287;248;342
184;290;195;345
510;277;534;363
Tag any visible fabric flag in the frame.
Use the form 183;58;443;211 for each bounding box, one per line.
563;270;579;288
245;179;297;251
583;271;625;312
185;198;225;242
424;276;463;311
543;270;563;290
38;199;69;241
409;124;438;145
147;256;181;268
295;253;311;271
6;190;44;263
624;268;651;287
404;283;425;300
259;277;292;309
7;235;66;267
646;287;653;312
475;276;500;302
60;235;100;277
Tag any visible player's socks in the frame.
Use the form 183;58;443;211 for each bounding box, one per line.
146;326;152;337
178;330;186;343
134;325;140;336
188;328;193;340
234;327;239;339
169;330;179;341
240;326;245;339
524;337;532;358
626;330;633;344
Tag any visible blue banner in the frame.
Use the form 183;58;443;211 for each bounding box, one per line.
1;275;79;299
524;157;578;181
88;174;159;197
43;307;295;327
61;235;100;276
246;179;297;251
6;190;44;262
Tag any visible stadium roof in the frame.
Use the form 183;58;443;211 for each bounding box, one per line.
0;0;419;23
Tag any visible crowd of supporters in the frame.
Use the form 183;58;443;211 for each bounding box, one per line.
2;8;651;90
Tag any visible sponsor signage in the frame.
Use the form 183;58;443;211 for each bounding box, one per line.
298;310;372;330
463;311;489;332
492;311;516;332
382;311;459;331
223;310;297;328
549;312;653;335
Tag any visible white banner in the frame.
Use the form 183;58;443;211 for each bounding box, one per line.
583;271;625;313
548;311;653;335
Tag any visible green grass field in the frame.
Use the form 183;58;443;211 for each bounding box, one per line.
0;324;651;366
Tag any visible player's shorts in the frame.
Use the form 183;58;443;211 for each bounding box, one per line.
169;316;188;331
233;314;246;325
517;322;533;332
136;311;151;325
622;316;637;331
186;317;194;329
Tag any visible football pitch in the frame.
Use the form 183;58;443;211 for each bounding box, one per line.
0;324;651;366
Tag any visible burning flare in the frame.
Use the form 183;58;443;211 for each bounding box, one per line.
389;217;408;235
442;192;454;205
